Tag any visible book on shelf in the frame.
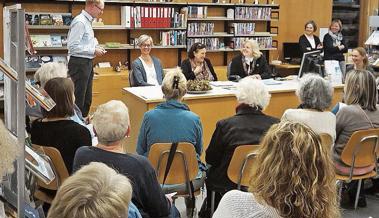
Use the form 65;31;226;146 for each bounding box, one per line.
51;35;62;47
160;30;186;46
25;55;68;70
188;22;214;36
51;14;63;26
62;14;73;26
30;34;67;48
187;38;224;51
232;23;255;35
233;37;273;49
235;7;271;20
39;14;53;25
188;6;207;18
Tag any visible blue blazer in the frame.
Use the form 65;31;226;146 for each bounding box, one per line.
131;56;163;86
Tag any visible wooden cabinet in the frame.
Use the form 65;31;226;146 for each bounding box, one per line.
91;68;129;113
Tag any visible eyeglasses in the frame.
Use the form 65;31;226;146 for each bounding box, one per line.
141;44;152;48
94;4;104;12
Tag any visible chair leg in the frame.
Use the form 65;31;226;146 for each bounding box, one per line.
210;191;215;217
354;179;362;210
336;180;343;207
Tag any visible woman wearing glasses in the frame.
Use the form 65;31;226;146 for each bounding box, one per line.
181;42;218;81
131;34;164;86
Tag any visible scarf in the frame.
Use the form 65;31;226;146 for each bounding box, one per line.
328;30;343;47
242;55;256;76
190;59;214;81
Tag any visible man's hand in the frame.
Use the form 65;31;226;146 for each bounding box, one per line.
95;47;107;57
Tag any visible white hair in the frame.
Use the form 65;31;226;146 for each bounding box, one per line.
34;62;67;87
92;100;130;145
0;120;20;178
236;77;270;109
244;39;262;58
137;34;153;47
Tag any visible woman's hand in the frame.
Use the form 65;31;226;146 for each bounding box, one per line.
249;74;262;80
194;65;202;75
317;43;323;49
338;45;345;50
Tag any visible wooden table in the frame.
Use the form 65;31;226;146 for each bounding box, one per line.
121;80;344;157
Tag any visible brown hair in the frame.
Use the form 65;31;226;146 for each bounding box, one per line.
304;20;317;32
344;69;377;111
353;47;369;69
249;121;340;218
42;77;75;118
188;42;206;59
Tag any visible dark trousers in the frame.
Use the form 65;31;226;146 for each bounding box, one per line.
68;56;93;117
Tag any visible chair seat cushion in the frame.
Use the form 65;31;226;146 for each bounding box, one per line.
335;162;375;176
162;172;205;195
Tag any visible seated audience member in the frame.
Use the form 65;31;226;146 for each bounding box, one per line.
346;47;376;78
282;73;336;140
213;121;340;218
131;34;163;86
31;78;91;174
73;100;178;218
201;77;278;216
334;69;379;207
229;39;271;80
181;42;217;81
0;119;19;178
27;62;93;137
298;20;323;55
48;162;136;218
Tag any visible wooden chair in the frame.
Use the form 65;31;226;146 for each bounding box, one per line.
32;144;69;204
210;145;260;216
148;142;202;215
320;133;333;149
335;129;379;209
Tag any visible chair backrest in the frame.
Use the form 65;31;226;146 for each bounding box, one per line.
227;145;260;189
32;144;69;190
148;142;198;185
320;133;333;149
128;69;135;87
341;129;379;168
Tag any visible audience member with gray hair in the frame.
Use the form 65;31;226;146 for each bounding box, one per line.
282;73;336;140
73;100;177;218
131;34;163;86
201;77;279;216
26;62;94;137
48;162;134;218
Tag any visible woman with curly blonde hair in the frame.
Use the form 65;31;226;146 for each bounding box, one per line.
213;121;340;218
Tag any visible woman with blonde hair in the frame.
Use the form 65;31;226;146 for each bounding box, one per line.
213;121;340;218
229;39;271;80
346;47;376;78
131;34;164;86
48;162;135;218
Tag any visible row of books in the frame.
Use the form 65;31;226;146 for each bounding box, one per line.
30;35;68;48
232;23;255;35
188;6;207;18
25;55;67;69
187;23;214;36
121;6;187;28
160;30;186;46
233;37;273;49
187;38;223;51
235;7;271;20
25;13;73;26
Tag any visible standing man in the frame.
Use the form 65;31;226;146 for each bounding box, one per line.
67;0;106;117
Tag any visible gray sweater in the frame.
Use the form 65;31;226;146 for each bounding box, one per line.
334;104;379;164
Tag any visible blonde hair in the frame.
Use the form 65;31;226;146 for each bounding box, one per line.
236;77;270;109
0;120;19;178
137;34;153;47
344;69;377;111
34;62;67;88
48;162;132;218
249;121;340;218
353;47;369;69
161;67;187;100
244;39;262;58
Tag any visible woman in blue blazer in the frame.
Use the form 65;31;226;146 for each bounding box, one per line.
131;34;163;86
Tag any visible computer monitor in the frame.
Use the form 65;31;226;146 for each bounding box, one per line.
283;42;302;63
298;50;324;78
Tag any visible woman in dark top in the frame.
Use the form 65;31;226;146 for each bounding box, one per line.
181;42;218;81
298;20;323;55
229;39;271;80
31;78;91;174
200;77;279;216
323;19;348;78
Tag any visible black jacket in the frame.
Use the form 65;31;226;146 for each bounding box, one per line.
298;34;322;55
205;105;279;192
229;54;271;80
180;58;218;81
323;33;348;61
